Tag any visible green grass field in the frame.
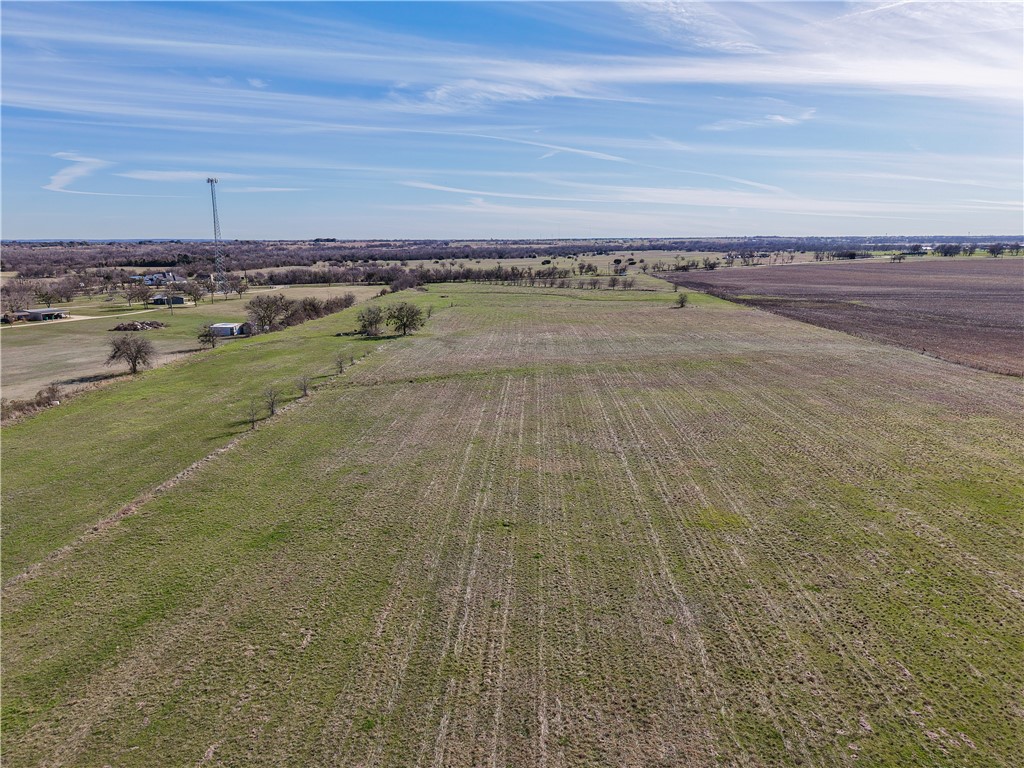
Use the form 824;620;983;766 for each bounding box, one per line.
2;282;1021;766
0;285;381;401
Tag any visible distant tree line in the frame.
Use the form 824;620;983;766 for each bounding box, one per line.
5;237;1021;278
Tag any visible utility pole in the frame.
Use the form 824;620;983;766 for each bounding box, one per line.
207;178;224;299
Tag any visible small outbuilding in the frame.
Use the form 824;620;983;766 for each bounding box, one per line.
25;308;70;321
151;294;186;305
209;322;251;337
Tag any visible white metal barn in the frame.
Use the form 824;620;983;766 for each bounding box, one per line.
209;322;251;337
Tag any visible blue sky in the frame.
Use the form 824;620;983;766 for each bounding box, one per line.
2;1;1021;239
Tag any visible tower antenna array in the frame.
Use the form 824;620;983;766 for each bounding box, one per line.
207;177;224;294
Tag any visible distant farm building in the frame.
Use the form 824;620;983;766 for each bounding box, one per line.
131;272;187;287
209;322;251;337
24;308;70;321
151;294;186;305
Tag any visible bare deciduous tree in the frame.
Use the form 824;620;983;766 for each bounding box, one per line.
1;280;36;313
263;387;280;416
106;334;155;375
183;280;207;306
247;399;260;430
297;374;312;397
197;324;217;349
226;274;250;299
125;282;153;307
35;286;59;307
246;294;293;334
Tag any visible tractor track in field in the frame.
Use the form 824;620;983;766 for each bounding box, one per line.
1;352;385;592
2;430;252;591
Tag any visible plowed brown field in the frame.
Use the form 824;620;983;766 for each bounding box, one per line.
662;258;1024;376
3;285;1022;767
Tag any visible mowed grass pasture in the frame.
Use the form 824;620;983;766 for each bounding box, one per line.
2;283;1022;766
0;284;381;401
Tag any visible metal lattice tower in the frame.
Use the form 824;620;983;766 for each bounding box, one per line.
207;177;224;292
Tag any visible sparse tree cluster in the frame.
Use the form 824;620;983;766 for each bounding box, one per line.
1;280;36;313
244;292;356;334
356;302;427;337
246;293;293;333
226;274;250;299
125;282;153;307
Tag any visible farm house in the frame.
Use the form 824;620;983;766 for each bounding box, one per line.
209;322;251;337
132;271;186;286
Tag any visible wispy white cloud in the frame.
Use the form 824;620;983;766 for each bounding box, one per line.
116;170;252;182
43;152;186;197
229;187;307;193
626;0;767;53
802;170;1020;191
4;1;1021;238
5;0;1019;126
462;133;631;164
702;108;816;132
402;180;587;204
403;176;1015;220
43;151;112;193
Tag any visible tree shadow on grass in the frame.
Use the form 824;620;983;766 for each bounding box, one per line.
334;331;402;340
57;371;126;387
